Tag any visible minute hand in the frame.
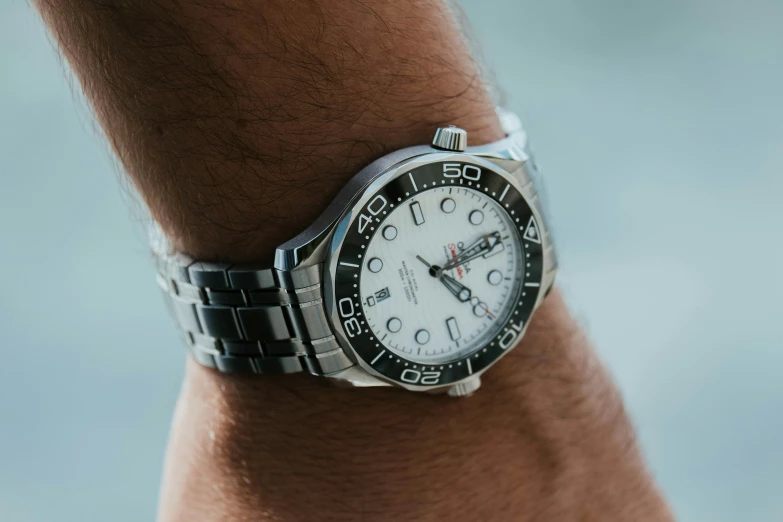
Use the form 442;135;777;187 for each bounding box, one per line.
442;232;501;271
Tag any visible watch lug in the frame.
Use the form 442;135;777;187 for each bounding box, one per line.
447;376;482;397
327;366;394;388
482;157;527;179
274;222;335;271
274;145;433;272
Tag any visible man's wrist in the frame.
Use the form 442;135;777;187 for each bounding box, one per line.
159;292;671;522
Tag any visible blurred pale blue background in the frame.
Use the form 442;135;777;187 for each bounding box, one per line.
1;0;781;520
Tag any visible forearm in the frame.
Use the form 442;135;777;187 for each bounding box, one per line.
34;1;672;520
35;0;501;260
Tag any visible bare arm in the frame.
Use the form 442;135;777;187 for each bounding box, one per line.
34;1;673;520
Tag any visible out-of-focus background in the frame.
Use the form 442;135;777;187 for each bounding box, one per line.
1;0;781;520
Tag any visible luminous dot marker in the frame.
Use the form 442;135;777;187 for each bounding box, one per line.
473;304;488;318
368;258;383;273
415;329;430;344
469;210;484;225
487;270;503;286
387;317;402;333
441;198;456;213
382;225;398;240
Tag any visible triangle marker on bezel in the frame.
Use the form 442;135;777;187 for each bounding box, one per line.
523;215;541;244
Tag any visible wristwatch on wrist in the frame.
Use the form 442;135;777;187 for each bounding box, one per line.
153;108;557;396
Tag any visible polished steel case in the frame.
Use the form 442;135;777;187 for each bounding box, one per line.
275;117;557;391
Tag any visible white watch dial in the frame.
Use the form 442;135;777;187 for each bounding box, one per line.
360;186;524;364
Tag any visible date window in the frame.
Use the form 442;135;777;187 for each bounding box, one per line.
365;287;391;307
375;287;391;302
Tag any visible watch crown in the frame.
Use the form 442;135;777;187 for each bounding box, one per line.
447;375;481;397
432;126;467;152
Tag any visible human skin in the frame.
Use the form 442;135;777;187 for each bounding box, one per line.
34;1;674;520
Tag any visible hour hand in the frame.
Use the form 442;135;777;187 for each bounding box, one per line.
416;255;471;302
440;273;471;302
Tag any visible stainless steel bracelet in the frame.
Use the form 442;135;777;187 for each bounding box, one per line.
154;256;354;375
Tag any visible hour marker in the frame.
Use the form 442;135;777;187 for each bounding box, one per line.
441;198;456;213
499;183;510;202
415;329;430;344
410;201;425;226
368;258;383;273
525;282;541;287
469;210;484;225
382;225;398;240
340;262;360;268
446;317;461;341
487;270;503;286
408;172;418;191
387;317;402;333
370;350;386;365
473;303;488;318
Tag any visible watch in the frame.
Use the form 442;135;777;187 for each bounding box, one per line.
153;108;557;396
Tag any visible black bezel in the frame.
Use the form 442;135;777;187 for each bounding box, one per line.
332;160;544;387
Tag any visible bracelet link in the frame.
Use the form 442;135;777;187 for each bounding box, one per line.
155;253;353;376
